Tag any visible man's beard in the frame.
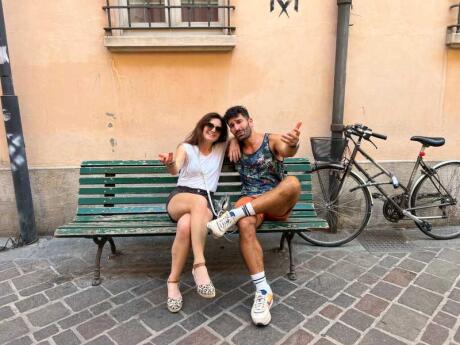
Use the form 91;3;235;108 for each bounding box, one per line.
236;127;251;141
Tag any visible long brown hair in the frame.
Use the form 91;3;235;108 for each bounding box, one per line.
185;112;228;145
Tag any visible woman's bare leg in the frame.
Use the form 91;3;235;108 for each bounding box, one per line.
167;214;191;299
168;193;213;285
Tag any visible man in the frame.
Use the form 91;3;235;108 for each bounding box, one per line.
207;105;301;326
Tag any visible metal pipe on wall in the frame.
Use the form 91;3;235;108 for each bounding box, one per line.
0;0;37;244
328;0;352;233
331;0;352;138
457;2;460;26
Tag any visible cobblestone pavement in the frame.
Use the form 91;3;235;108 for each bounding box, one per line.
1;228;460;345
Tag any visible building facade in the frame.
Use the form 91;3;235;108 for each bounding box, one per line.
1;0;459;235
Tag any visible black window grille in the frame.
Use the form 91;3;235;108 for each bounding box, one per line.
448;2;460;34
103;0;235;35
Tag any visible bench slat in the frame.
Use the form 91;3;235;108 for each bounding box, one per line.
78;193;313;205
75;214;174;222
80;166;169;175
79;175;224;185
55;219;328;237
79;174;311;185
77;206;166;215
260;220;328;230
79;163;311;175
73;209;318;222
79;165;238;175
82;160;165;167
80;157;312;167
78;183;311;195
76;202;316;215
60;217;325;229
55;227;177;236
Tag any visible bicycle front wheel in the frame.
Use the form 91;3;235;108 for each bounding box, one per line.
410;161;460;240
298;167;372;246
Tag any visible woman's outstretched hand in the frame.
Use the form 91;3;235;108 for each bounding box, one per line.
159;152;174;166
228;138;241;162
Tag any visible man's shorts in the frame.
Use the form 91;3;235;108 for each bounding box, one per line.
235;195;292;224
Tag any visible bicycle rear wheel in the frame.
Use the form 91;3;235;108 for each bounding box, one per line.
410;161;460;239
298;167;372;246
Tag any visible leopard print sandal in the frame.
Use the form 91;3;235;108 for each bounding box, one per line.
166;280;183;313
192;262;216;299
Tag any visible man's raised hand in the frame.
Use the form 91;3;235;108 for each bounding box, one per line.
281;122;302;148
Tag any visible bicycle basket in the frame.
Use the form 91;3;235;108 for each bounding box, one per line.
310;137;348;163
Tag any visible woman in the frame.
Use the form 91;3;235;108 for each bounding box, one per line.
158;112;239;313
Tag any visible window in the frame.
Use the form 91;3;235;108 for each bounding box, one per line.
120;0;228;30
130;0;166;24
104;0;235;51
128;0;220;26
181;0;219;23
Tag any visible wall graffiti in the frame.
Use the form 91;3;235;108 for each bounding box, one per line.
110;138;117;153
0;46;9;64
6;133;24;172
3;107;11;121
270;0;299;17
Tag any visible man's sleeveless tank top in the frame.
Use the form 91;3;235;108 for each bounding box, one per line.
236;134;285;196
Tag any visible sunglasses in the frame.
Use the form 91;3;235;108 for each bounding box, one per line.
205;123;223;133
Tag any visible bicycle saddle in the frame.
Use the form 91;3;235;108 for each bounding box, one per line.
410;136;445;147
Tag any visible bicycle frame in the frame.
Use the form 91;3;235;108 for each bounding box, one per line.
336;135;455;222
408;160;458;216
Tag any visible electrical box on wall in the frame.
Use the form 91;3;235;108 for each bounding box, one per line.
446;29;460;48
447;3;460;48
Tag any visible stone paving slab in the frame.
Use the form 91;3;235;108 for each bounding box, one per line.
0;232;459;345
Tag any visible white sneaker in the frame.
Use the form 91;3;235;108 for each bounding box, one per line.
207;211;238;238
251;290;273;326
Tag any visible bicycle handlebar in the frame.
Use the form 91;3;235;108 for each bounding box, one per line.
371;132;387;140
344;124;387;141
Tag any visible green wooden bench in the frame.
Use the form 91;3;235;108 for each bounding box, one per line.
54;158;328;285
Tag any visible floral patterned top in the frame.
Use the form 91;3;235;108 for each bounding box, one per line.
236;134;285;196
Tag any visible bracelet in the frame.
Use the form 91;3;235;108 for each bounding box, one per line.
165;161;176;167
289;143;300;149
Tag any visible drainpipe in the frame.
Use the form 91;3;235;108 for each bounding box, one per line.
0;1;37;244
331;0;352;138
328;0;352;233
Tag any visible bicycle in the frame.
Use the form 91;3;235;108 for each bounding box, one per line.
299;124;460;247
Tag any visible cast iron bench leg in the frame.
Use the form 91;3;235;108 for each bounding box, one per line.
279;233;286;251
108;237;122;259
92;237;108;286
276;233;297;280
285;231;297;281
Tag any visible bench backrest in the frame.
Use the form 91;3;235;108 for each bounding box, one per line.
77;158;312;217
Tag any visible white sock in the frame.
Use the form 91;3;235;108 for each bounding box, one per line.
228;202;256;221
251;271;272;295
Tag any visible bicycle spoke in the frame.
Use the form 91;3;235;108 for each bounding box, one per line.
301;167;371;246
411;161;460;239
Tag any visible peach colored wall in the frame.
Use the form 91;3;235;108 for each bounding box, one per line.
0;0;459;169
344;0;460;161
